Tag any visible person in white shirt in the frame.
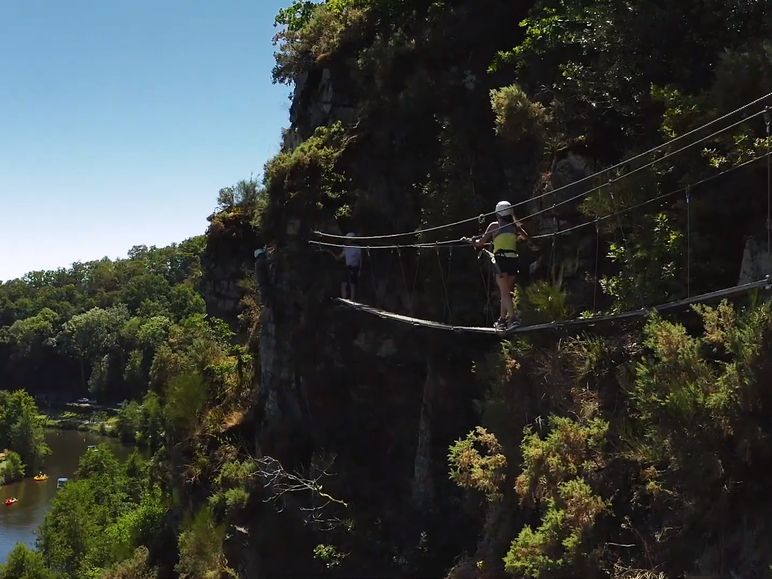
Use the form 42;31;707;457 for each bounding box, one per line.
331;232;362;300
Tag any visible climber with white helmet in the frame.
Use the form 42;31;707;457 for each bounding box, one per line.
470;201;529;330
329;232;363;300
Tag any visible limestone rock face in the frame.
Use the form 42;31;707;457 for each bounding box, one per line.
202;274;243;319
286;65;357;151
200;209;260;319
527;149;599;294
212;21;606;578
738;237;772;285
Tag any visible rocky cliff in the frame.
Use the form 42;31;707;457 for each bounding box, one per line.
198;1;772;577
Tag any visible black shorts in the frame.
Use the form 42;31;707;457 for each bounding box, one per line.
347;266;360;285
494;253;519;276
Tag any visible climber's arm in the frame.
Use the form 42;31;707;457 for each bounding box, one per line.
473;222;497;249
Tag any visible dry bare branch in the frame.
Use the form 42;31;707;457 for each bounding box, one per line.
251;453;348;532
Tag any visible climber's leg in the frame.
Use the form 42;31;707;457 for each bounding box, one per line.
494;274;511;329
341;281;348;299
494;254;520;328
497;274;515;320
347;266;360;302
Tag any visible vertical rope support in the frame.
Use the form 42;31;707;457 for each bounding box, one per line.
381;249;395;307
765;106;771;257
477;213;491;323
548;232;557;276
593;218;600;314
446;247;454;324
686;186;691;298
367;247;378;304
385;249;395;281
436;245;453;323
479;259;492;324
396;248;412;315
411;248;422;306
609;186;647;309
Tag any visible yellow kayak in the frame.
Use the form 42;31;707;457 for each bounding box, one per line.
34;474;49;481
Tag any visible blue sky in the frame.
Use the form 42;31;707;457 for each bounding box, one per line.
0;1;291;282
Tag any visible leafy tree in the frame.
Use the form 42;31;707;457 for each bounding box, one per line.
37;446;167;579
167;285;206;321
0;390;49;472
116;401;143;442
120;274;171;314
0;544;54;579
56;305;129;389
0;450;25;484
5;308;58;360
0;235;208;400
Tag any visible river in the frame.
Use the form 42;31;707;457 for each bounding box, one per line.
0;429;136;564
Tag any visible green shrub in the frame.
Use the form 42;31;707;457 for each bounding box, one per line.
257;122;350;237
504;478;607;578
629;301;772;486
522;262;574;323
505;417;609;577
164;373;208;437
99;546;157;579
272;1;369;84
0;450;25;484
175;506;232;579
490;84;549;142
448;427;508;501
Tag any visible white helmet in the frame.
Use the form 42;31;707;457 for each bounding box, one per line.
495;200;513;217
254;248;265;257
346;232;356;238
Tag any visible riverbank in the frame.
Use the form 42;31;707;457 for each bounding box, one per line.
1;429;138;564
0;455;22;487
38;403;120;438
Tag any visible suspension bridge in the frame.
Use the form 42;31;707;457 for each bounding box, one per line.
309;92;772;337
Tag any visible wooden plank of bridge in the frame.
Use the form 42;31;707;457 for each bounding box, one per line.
334;277;771;337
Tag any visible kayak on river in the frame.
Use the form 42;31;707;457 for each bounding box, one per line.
5;497;18;506
34;473;49;481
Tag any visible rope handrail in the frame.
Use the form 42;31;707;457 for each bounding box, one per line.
517;110;766;227
310;238;468;250
309;149;772;249
314;92;772;241
530;149;772;240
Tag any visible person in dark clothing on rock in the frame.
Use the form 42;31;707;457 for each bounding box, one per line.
254;248;272;303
